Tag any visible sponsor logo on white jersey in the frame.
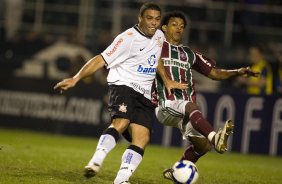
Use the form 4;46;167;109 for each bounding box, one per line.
130;82;150;96
106;38;123;56
136;55;157;75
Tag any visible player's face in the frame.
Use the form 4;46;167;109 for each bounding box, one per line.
138;9;161;37
162;17;185;45
249;47;261;64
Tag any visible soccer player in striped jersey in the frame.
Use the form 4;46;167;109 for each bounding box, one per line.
151;11;259;181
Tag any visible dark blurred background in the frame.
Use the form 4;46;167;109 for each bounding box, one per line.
1;0;282;93
0;0;282;156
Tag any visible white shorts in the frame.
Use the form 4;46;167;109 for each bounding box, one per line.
155;100;204;139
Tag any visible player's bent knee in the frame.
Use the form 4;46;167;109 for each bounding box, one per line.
195;142;211;155
200;141;212;154
132;134;150;149
110;118;130;133
185;102;198;115
190;136;211;155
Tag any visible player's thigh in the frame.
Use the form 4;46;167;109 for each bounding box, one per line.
182;122;205;138
131;92;155;130
155;100;188;127
108;85;134;128
163;100;188;115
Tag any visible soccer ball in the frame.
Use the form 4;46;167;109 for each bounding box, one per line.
172;160;199;184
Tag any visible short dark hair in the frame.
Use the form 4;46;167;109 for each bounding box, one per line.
139;2;161;16
161;11;187;28
251;44;264;54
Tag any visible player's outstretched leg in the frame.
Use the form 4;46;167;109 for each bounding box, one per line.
163;136;210;181
84;127;119;178
213;120;234;154
113;145;144;184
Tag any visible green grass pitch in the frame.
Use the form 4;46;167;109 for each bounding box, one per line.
0;128;282;184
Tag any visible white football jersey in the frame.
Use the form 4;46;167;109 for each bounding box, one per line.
101;25;165;100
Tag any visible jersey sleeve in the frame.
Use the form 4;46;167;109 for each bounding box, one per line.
192;51;216;76
160;41;169;58
101;31;133;69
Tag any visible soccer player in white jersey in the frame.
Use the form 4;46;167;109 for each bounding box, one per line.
54;3;186;184
151;11;259;182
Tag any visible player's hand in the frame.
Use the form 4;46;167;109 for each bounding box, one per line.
238;67;260;77
53;78;78;93
165;80;188;96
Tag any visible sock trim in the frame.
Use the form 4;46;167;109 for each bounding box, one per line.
208;131;216;143
189;110;201;119
102;127;119;143
128;145;144;156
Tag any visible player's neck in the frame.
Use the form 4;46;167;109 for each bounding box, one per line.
166;37;180;46
136;25;152;38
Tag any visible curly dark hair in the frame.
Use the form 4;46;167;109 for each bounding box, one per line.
161;11;187;28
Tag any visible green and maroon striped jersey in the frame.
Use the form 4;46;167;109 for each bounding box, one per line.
152;40;216;105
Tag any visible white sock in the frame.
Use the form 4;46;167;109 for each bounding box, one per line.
208;131;216;143
113;148;143;184
87;134;117;166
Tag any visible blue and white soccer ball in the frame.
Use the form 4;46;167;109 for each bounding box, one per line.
172;160;199;184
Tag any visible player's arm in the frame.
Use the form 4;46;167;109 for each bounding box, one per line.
157;59;187;96
236;67;266;87
208;67;260;81
192;51;259;80
54;55;105;92
54;30;130;93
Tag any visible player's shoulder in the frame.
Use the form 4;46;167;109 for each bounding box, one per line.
155;29;165;41
125;27;136;36
156;29;164;36
117;27;136;40
182;45;192;51
181;45;196;56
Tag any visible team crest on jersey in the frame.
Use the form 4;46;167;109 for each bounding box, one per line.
119;103;127;113
180;51;187;61
147;55;156;66
155;36;162;47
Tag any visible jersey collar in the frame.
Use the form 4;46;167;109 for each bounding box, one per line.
165;40;183;47
134;24;152;38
